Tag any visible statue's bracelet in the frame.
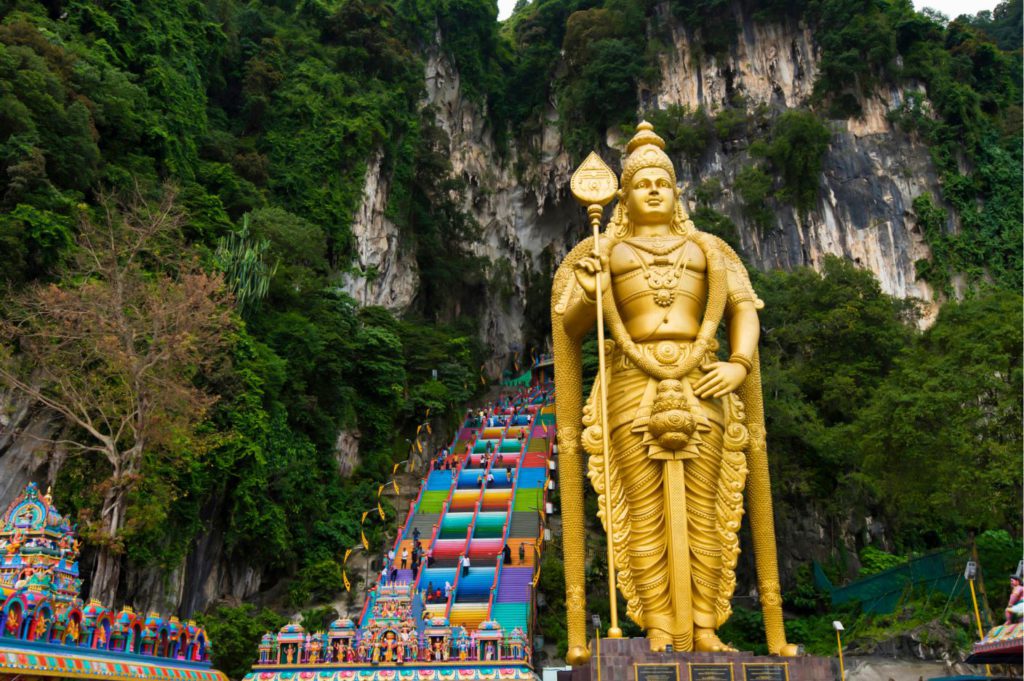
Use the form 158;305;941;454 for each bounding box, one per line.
728;353;753;372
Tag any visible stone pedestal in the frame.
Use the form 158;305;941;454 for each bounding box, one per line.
561;638;836;681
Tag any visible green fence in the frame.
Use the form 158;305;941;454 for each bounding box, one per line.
814;548;971;614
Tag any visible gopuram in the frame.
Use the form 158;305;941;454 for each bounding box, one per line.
0;482;227;680
244;384;553;681
550;122;832;680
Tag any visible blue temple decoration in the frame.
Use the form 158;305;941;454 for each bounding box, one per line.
0;482;227;680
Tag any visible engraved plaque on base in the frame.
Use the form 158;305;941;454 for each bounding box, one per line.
635;663;680;681
742;663;789;681
689;663;733;681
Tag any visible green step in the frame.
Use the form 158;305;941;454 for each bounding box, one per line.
491;602;529;629
419;491;448;513
512;488;543;512
440;513;473;538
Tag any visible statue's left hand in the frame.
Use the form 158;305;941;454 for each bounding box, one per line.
693;361;748;398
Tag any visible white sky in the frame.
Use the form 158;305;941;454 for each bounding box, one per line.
496;0;1001;21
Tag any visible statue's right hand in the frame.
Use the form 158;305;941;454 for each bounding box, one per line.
573;255;609;301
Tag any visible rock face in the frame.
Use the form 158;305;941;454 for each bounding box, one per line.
648;4;938;321
349;4;943;355
340;150;420;310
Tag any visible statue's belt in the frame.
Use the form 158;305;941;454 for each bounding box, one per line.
601;342;726;447
610;339;712;372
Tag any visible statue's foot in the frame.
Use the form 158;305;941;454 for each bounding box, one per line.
773;643;800;657
648;629;673;653
566;645;591;666
694;629;737;653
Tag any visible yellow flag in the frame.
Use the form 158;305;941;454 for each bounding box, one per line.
392;463;400;475
480;364;486;385
361;529;369;551
532;562;541;587
392;478;399;494
343;569;351;592
416;424;423;436
343;548;353;565
426;423;432;435
425;408;431;418
361;510;369;523
377;484;385;498
377;501;386;520
416;439;423;453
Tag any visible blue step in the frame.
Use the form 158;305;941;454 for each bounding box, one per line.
515;468;547;488
426;470;453;491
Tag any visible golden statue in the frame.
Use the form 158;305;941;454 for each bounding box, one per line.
552;122;799;663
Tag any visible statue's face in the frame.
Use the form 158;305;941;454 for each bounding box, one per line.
626;167;675;226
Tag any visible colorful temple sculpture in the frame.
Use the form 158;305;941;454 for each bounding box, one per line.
0;482;227;680
966;622;1023;667
246;383;555;681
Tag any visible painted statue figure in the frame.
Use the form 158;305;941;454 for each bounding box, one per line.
553;122;799;661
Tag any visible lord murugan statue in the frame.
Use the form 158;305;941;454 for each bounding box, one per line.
552;122;799;663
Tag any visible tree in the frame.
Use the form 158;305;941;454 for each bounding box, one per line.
0;187;232;603
849;291;1023;543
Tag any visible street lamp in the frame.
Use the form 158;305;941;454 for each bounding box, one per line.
965;560;992;677
832;621;845;681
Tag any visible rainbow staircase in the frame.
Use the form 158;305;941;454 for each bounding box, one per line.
386;386;555;643
248;385;553;680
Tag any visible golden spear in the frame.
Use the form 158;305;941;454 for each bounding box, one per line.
570;152;622;638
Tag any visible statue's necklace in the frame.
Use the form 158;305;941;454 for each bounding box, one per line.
625;241;690;307
623;236;685;256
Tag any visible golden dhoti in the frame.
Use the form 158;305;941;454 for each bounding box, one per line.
586;341;745;650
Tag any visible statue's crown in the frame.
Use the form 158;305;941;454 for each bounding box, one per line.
621;120;675;188
626;120;666;154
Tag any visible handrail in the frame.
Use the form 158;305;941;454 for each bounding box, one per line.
444;553;462;621
487;554;503;620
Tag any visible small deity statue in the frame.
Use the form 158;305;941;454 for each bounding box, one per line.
285;645;295;665
484;641;495;661
1006;575;1023;624
553;122;798;660
66;618;80;643
4;608;19;636
441;635;450;661
34;613;48;639
95;625;107;647
409;636;419;661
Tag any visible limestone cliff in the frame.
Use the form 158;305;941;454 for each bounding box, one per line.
348;3;942;369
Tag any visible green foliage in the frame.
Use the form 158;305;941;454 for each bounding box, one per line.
858;545;908;576
734;165;774;230
535;535;568;657
976;529;1024;607
556;2;651;153
752;257;917;521
645;104;713;163
214;216;277;317
850;292;1023;543
755;110;832;211
198;604;286;680
809;0;1022;291
289;558;344;607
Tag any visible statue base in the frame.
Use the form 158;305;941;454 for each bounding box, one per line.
561;638;836;681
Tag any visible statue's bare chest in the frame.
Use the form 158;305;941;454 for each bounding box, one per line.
608;238;707;337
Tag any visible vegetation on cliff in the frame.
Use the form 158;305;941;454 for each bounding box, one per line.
0;0;1020;674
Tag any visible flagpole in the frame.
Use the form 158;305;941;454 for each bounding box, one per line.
587;202;621;639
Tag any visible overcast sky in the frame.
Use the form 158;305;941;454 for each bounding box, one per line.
496;0;1002;21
